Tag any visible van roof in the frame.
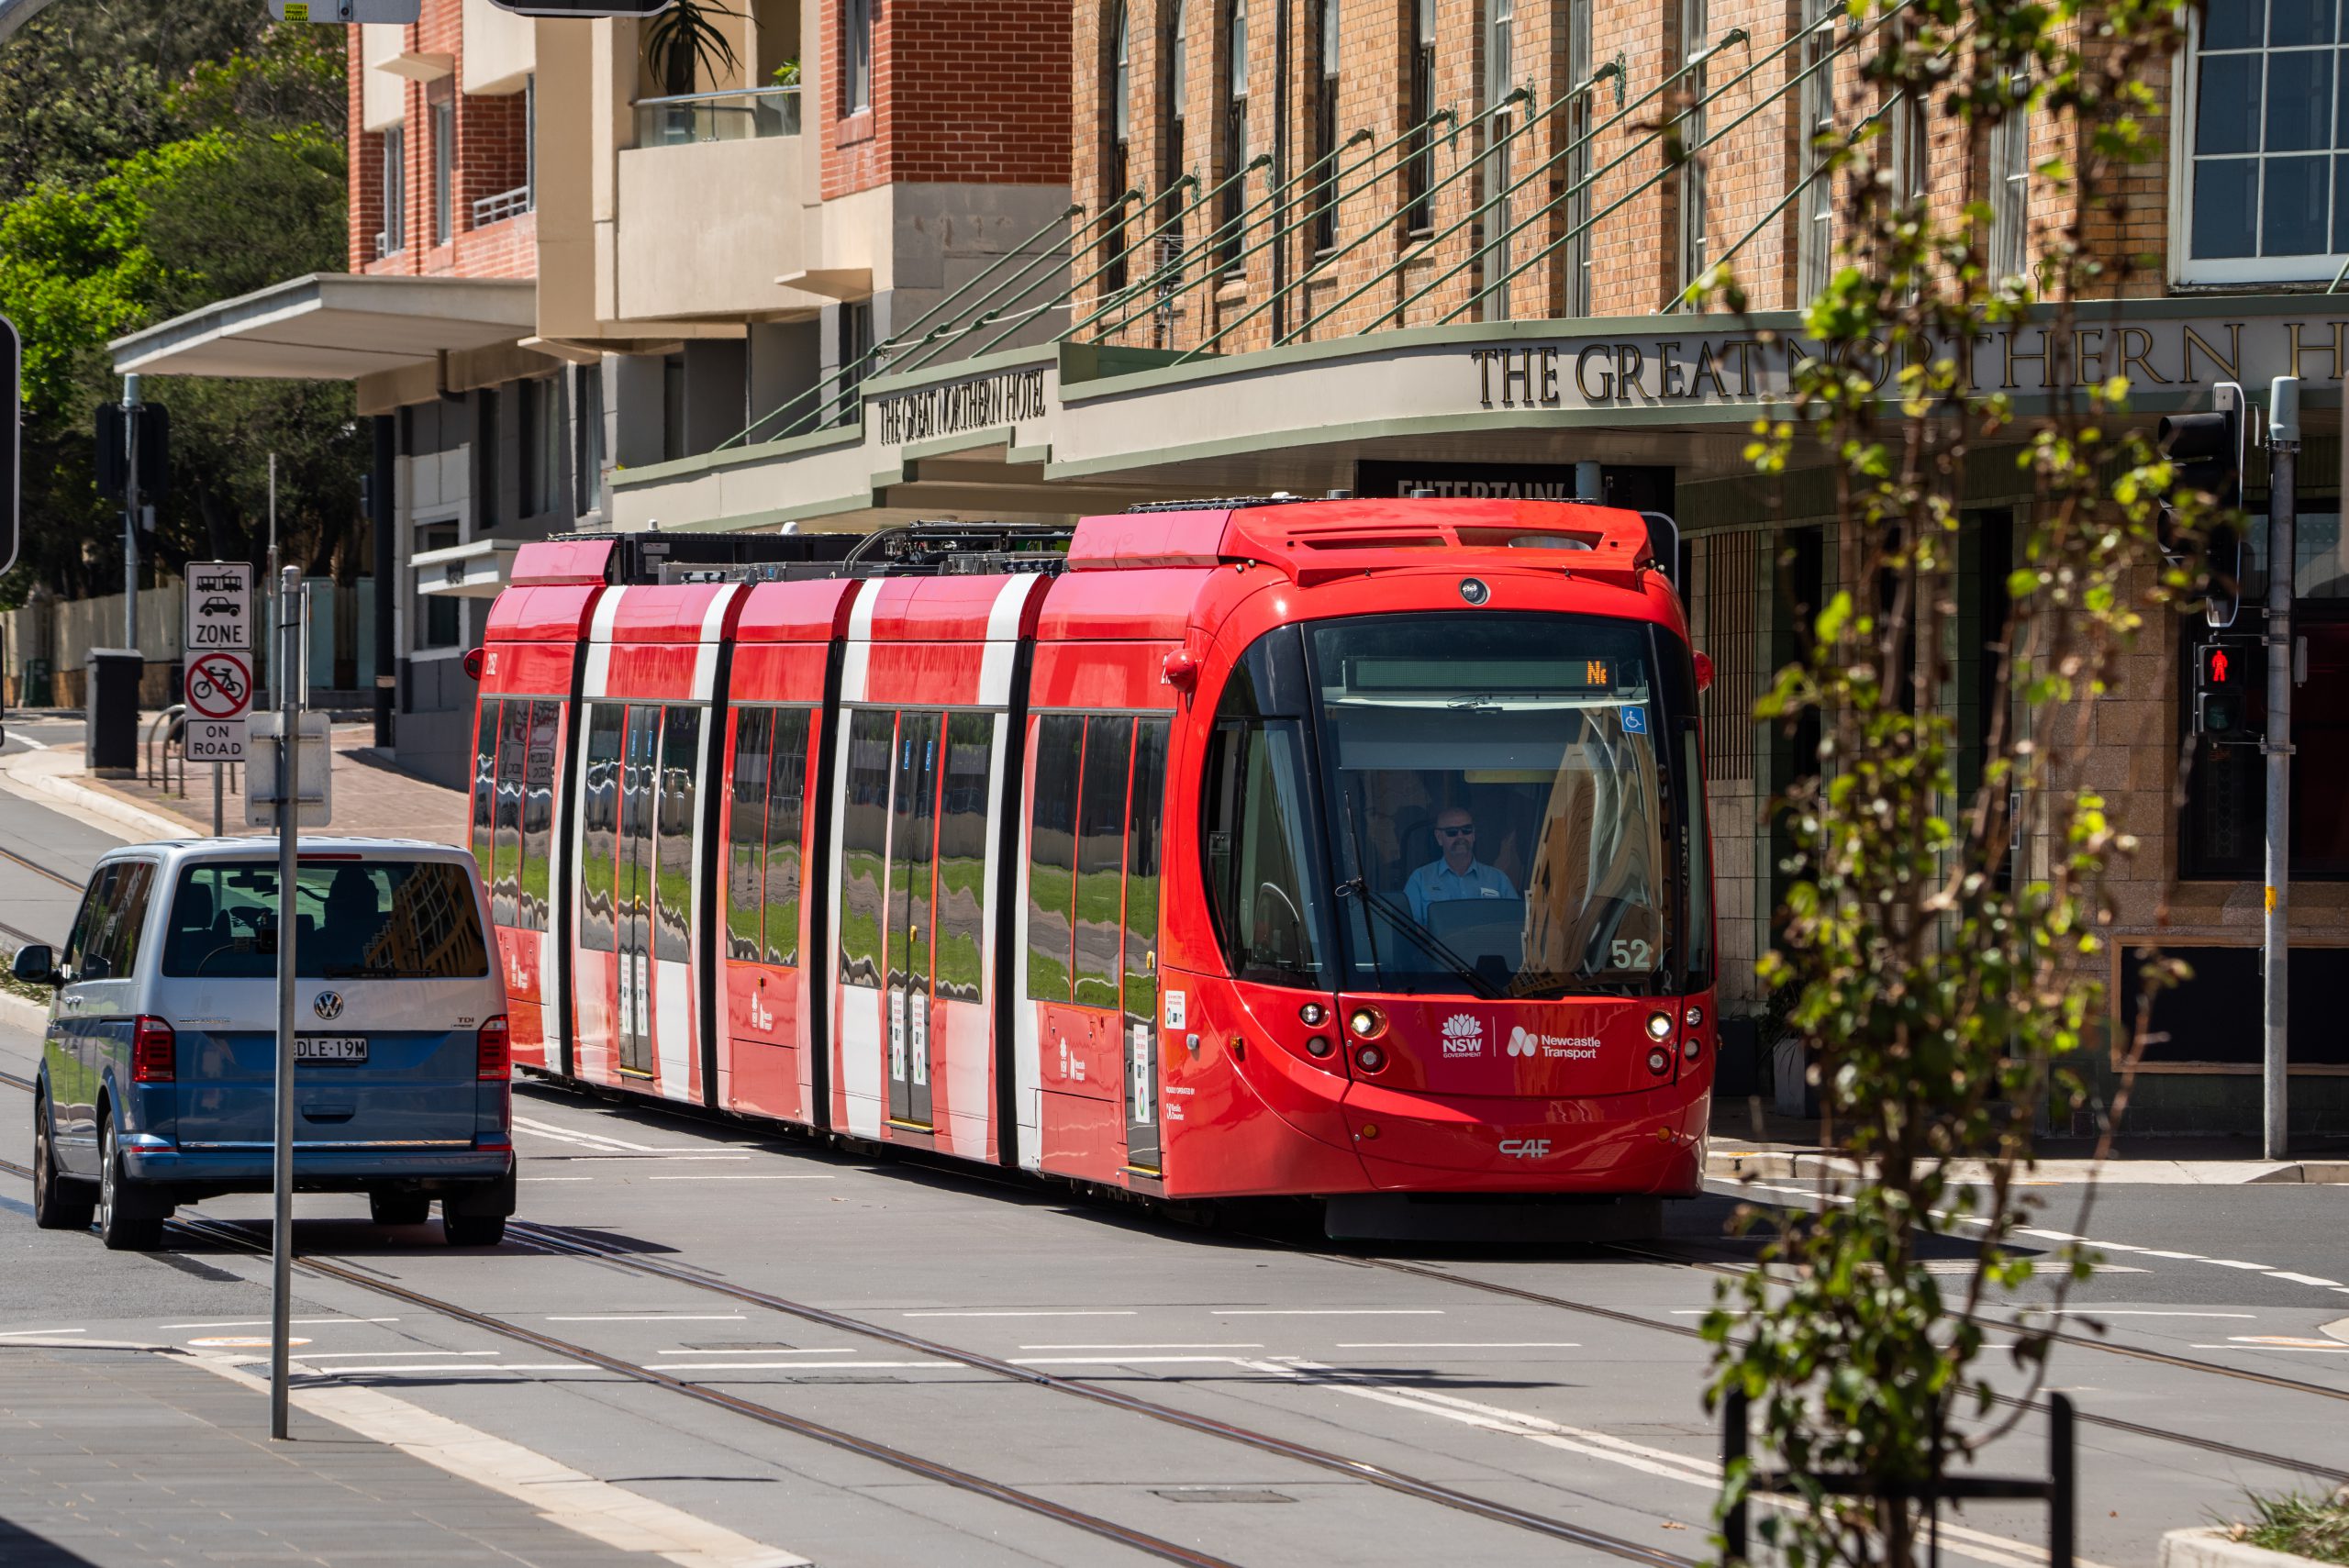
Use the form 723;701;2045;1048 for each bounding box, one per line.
97;837;473;864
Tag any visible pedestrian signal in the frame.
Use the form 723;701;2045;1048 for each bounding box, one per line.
2194;635;2262;744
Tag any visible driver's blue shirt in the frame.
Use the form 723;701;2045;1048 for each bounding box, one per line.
1405;859;1519;923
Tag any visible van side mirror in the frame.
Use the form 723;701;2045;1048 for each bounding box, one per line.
10;944;60;987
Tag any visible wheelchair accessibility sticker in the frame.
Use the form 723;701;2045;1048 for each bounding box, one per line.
1622;706;1648;734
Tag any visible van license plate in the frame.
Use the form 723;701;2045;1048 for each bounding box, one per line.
297;1037;368;1063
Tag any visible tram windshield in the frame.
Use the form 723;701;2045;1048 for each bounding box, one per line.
1309;614;1693;999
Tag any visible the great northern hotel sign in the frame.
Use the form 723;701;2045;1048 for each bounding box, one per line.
1463;315;2349;410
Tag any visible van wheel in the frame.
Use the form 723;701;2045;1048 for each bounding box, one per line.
32;1097;95;1232
370;1192;431;1227
442;1212;505;1247
97;1124;164;1252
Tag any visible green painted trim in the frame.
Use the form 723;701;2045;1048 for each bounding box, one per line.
1007;440;1053;466
863;341;1056;398
612;423;863;490
1057;340;1192;384
901;425;1018;463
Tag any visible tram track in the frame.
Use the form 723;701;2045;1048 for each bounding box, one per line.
0;840;84;891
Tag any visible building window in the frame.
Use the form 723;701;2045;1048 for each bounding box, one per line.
415;521;462;651
1482;0;1516;317
1404;0;1436;232
1219;0;1250;272
1311;0;1341;250
1795;0;1836;300
522;377;562;517
378;126;406;257
574;362;607;517
1564;0;1593;314
1108;1;1132;292
845;0;874;113
430;90;455;245
475;386;500;530
836;302;873;425
1986;70;2031;282
1678;0;1709;295
2182;514;2349;878
2180;2;2348;284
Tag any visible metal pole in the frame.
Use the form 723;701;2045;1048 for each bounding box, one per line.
371;417;395;749
266;453;279;711
122;377;140;651
2048;1394;2076;1568
2262;377;2299;1162
1720;1387;1748;1562
269;563;300;1440
213;757;223;836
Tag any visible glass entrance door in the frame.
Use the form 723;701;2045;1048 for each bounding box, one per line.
886;712;941;1128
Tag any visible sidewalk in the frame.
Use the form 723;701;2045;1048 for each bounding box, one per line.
0;721;466;850
1705;1096;2349;1185
0;1341;652;1568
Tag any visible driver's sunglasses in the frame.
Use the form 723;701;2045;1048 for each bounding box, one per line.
1437;826;1476;838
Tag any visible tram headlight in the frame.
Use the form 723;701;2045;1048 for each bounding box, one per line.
1682;1035;1702;1062
1646;1047;1672;1075
1355;1043;1387;1073
1684;1005;1705;1029
1306;1035;1335;1059
1298;1002;1327;1026
1644;1011;1674;1041
1347;1006;1386;1040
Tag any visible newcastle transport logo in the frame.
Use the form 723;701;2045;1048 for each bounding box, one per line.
1508;1025;1603;1061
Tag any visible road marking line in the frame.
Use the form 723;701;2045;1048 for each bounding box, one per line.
161;1318;399;1329
549;1315;748;1323
2043;1309;2256;1318
903;1309;1137;1318
643;1351;953;1361
645;1174;835;1182
542;1154;752;1162
662;1349;856;1357
522;1176;596;1183
2205;1259;2279;1271
1014;1355;1256;1365
291;1351;500;1360
1213;1308;1445;1317
1020;1343;1265;1351
512;1116;690;1153
2266;1273;2346;1288
300;1363;588;1374
185;1351;811;1566
1335;1341;1581;1350
0;1328;83;1338
1249;1360;2109;1568
2199;1341;2349;1353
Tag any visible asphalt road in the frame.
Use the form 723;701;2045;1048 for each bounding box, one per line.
4;999;2346;1568
0;717;118;950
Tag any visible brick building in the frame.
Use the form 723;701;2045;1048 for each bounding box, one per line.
596;1;2349;1130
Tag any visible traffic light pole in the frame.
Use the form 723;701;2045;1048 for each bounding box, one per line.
2262;377;2298;1162
122;376;140;650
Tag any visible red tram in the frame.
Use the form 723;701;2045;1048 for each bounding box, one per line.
469;497;1717;1237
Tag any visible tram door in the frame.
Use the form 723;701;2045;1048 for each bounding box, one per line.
1122;719;1170;1172
885;712;941;1128
616;702;661;1075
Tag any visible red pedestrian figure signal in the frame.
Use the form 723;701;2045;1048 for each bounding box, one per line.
2195;635;2263;743
2210;648;2231;684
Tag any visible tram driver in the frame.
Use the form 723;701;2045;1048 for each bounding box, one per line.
1404;806;1520;924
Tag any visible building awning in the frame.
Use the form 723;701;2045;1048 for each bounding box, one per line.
110;272;538;381
414;537;521;598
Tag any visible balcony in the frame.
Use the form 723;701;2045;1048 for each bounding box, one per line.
634;85;800;148
611;90;808;322
472;185;531;228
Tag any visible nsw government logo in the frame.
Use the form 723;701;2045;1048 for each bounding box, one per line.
1440;1013;1486;1058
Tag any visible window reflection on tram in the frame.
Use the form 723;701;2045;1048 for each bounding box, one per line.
1311;615;1681;999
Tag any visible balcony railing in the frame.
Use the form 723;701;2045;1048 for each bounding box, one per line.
635;85;801;147
472;185;531;227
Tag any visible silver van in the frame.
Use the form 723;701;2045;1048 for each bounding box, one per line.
14;838;516;1251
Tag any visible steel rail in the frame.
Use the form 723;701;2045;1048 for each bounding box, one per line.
501;1219;1699;1567
159;1214;1246;1568
0;840;83;891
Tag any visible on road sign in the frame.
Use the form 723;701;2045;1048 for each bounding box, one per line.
185;717;245;764
186;651;252;720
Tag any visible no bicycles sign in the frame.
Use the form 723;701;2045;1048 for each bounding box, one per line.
184;562;252;764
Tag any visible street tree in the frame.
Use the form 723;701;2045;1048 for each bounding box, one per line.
1681;2;2215;1562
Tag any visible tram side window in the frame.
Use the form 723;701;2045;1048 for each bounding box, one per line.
764;708;811;968
838;709;895;988
728;708;774;962
579;702;624;951
620;702;662;954
471;700;500;893
1074;717;1133;1009
934;712;992;1005
1203;720;1326;985
654;705;700;963
517;701;560;934
1026;714;1085;1003
492;698;529;928
1123;718;1170;1029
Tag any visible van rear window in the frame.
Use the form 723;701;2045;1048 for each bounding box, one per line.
161;862;490;980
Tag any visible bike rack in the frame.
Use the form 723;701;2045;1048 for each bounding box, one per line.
144;705;188;799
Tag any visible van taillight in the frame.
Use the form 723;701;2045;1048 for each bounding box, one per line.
477;1016;511;1080
133;1017;175;1083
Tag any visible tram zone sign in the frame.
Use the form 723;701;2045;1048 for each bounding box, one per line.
184;562;251;763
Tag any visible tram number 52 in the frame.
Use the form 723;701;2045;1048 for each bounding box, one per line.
1609;939;1652;970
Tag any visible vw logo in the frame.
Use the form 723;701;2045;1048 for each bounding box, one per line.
312;991;345;1022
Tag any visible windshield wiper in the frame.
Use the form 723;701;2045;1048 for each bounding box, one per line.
1333;876;1506;1000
